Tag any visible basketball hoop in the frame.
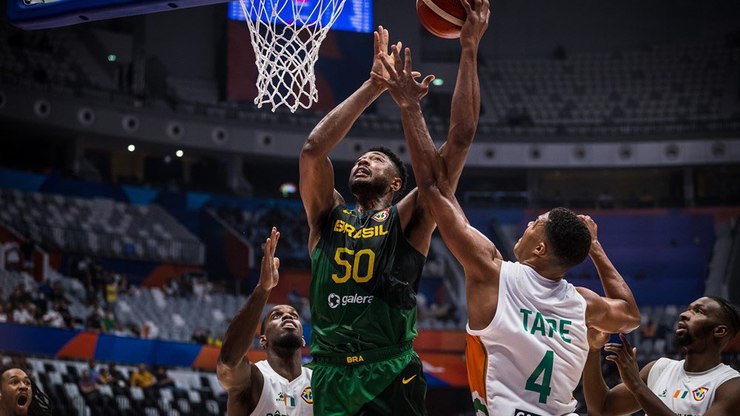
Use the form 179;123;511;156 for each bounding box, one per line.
239;0;348;112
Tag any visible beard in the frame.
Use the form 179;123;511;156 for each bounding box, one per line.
673;330;694;348
349;175;389;199
273;332;303;350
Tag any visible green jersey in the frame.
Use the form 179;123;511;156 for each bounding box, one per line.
310;204;426;355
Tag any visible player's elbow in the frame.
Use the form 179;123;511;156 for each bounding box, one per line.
447;124;476;149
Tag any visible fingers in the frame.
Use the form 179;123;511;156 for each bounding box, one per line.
404;47;413;74
370;72;392;88
390;45;404;74
619;333;632;350
378;53;397;79
421;74;435;88
461;0;472;14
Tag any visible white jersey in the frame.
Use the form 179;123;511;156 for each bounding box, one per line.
250;360;313;416
646;357;739;416
466;261;589;416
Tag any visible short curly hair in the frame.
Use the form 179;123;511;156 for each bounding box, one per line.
707;296;740;340
368;146;408;197
543;207;592;269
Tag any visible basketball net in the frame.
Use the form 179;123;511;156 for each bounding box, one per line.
239;0;347;112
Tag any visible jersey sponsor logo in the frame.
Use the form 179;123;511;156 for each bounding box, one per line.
658;388;668;397
519;308;573;343
371;209;389;222
514;409;543;416
333;219;389;239
301;386;313;404
401;375;417;384
692;386;709;401
327;293;374;309
342;209;356;216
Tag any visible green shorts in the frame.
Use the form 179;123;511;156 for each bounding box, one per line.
310;342;427;415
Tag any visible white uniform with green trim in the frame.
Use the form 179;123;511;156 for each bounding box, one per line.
250;360;313;416
646;358;739;415
466;261;589;416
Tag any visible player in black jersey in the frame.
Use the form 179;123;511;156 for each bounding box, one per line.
299;3;490;414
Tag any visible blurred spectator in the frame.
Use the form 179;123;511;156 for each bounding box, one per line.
640;318;658;339
100;308;116;333
154;367;176;390
130;364;156;389
12;302;36;324
41;303;65;328
190;327;207;345
140;320;159;339
78;369;101;400
107;364;126;388
98;368;112;385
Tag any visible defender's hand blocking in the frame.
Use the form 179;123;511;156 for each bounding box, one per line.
604;334;642;390
371;45;435;108
370;26;420;88
460;0;490;46
259;227;281;291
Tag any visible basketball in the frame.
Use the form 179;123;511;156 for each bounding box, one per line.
416;0;468;39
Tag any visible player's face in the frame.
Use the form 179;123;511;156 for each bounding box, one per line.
349;151;399;196
0;369;32;416
263;305;304;349
513;212;549;261
675;297;722;347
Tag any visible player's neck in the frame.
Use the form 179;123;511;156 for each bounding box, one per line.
354;193;393;213
266;348;303;381
521;259;563;281
683;348;722;373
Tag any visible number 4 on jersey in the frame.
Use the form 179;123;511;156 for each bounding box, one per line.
525;350;553;404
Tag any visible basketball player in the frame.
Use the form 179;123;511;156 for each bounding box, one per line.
583;296;740;415
299;1;489;413
373;45;641;415
0;367;51;416
217;228;312;416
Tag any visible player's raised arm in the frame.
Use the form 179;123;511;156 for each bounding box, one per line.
438;0;489;190
300;26;401;252
582;329;645;416
394;0;489;253
374;46;502;328
576;216;640;333
217;228;280;397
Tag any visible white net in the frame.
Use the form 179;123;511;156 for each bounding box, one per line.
239;0;348;112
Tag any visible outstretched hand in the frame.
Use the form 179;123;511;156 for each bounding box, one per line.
371;45;435;109
259;227;280;291
604;333;643;391
460;0;490;47
370;26;420;89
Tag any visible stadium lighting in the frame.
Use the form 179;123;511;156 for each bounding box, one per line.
127;144;135;152
107;54;117;62
175;150;184;158
432;78;444;86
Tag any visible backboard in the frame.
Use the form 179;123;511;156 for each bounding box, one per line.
7;0;228;30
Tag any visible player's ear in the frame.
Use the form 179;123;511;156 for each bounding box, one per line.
302;337;306;347
535;241;547;256
390;177;402;193
259;335;267;349
714;324;728;340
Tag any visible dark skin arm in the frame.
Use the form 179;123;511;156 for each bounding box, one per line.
582;329;651;416
576;215;641;334
374;38;502;331
603;334;740;416
299;26;405;253
394;0;490;256
217;228;280;416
